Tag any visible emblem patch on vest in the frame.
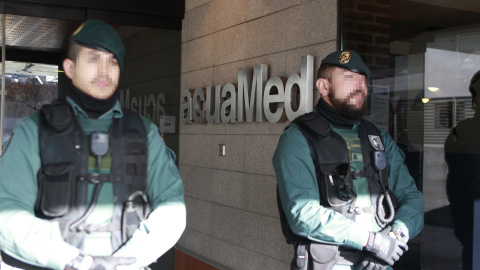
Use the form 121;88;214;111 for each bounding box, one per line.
368;135;384;150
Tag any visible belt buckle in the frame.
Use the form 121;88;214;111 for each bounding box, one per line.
351;171;361;179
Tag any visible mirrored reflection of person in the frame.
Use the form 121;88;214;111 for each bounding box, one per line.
0;20;186;270
273;50;425;270
444;70;480;270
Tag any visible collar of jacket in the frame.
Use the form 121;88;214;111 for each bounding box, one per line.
315;99;360;129
66;96;123;120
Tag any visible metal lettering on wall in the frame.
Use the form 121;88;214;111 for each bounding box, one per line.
119;89;175;133
181;55;314;124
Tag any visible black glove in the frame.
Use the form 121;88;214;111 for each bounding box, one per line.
365;226;408;265
355;254;388;270
67;254;136;270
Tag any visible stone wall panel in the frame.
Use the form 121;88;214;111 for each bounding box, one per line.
179;1;337;269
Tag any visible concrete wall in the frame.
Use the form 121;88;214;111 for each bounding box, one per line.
178;1;338;269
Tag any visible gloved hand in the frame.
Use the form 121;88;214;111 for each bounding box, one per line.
67;254;136;270
355;254;388;270
90;256;136;270
365;226;408;265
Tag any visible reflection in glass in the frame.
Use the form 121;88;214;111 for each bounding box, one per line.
343;1;480;269
0;61;58;147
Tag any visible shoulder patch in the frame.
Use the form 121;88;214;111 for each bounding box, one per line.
368;135;384;150
2;132;13;153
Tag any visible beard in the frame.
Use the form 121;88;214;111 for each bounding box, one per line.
328;86;367;120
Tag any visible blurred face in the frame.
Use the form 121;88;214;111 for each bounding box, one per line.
317;67;368;119
63;46;120;100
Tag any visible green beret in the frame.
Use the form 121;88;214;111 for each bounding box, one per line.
71;20;125;70
321;50;371;80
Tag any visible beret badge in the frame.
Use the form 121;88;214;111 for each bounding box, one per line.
339;51;351;64
72;23;84;36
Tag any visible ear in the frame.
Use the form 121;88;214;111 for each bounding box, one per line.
63;58;75;80
316;78;329;98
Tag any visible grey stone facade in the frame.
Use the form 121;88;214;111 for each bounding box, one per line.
179;1;338;269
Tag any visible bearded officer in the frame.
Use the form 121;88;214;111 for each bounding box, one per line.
273;50;424;270
0;20;186;270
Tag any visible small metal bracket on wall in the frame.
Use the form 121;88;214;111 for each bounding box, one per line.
219;144;225;156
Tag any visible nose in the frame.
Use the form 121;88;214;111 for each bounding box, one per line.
97;56;110;75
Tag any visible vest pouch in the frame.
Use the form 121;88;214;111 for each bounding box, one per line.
36;162;76;218
309;242;339;270
319;163;351;208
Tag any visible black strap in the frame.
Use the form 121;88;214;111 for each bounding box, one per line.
1;251;51;270
79;173;124;184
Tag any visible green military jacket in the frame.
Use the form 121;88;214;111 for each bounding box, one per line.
273;112;424;269
0;98;186;270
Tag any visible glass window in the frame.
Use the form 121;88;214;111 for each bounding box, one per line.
0;14;65;151
342;1;480;269
1;62;58;147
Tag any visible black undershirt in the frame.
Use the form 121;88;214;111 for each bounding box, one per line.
67;80;118;119
316;98;359;129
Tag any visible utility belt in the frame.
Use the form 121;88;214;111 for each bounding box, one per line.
292;242;363;270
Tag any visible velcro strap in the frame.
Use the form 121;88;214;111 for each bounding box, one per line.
76;222;121;233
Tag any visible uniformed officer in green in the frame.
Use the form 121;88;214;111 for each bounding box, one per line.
273;50;424;270
0;20;186;270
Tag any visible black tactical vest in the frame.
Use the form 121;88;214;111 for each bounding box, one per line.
2;102;151;269
277;112;394;245
34;102;150;250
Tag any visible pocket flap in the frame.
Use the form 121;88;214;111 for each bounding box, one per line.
43;162;76;176
36;162;76;218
